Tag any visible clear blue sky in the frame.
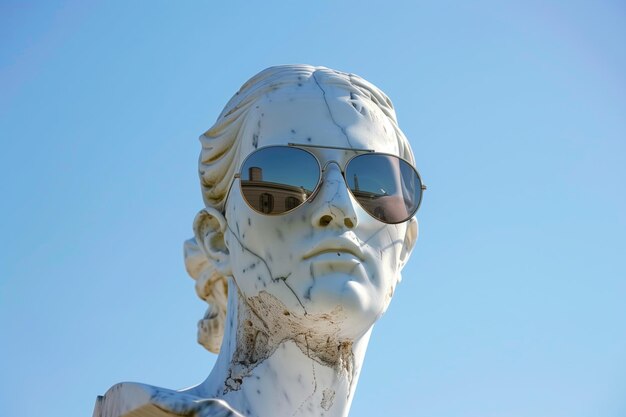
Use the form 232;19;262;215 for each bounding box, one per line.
1;1;624;416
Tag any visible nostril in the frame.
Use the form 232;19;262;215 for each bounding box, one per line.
319;215;333;226
344;218;354;228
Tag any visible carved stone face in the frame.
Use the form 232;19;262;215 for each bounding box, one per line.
223;81;417;340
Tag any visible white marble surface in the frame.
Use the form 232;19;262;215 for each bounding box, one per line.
94;65;419;417
93;382;244;417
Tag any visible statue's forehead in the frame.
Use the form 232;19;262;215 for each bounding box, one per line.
237;87;399;160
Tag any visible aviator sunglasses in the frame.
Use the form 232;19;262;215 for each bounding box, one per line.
232;143;426;224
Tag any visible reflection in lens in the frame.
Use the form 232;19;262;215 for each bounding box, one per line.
240;147;320;214
346;154;421;223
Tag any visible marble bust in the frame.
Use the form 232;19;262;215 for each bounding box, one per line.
93;64;424;417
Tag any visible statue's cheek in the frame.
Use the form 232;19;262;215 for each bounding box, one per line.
226;226;275;294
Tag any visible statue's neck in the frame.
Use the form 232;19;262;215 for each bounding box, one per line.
190;280;372;417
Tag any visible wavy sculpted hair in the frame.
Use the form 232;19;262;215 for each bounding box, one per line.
184;64;414;353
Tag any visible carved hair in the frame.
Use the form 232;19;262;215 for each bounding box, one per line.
184;64;414;353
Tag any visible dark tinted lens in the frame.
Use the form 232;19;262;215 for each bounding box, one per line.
240;147;320;214
346;154;421;223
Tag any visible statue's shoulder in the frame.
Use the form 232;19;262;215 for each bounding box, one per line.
93;382;243;417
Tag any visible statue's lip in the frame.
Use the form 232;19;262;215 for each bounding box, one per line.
302;238;365;261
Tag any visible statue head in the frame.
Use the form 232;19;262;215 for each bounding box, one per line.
184;65;423;353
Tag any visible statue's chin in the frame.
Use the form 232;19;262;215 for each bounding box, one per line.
301;274;381;338
234;261;386;339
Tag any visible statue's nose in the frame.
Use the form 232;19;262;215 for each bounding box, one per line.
310;163;359;229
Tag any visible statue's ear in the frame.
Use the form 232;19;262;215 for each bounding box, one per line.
191;208;232;277
398;217;418;271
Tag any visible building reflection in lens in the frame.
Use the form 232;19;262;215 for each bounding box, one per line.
241;167;310;214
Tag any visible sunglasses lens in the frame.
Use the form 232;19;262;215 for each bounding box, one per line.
240;147;320;214
346;154;422;223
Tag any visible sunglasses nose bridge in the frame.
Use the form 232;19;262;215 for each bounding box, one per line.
319;160;347;189
320;159;342;173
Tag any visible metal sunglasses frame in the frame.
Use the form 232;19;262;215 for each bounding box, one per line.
227;143;427;224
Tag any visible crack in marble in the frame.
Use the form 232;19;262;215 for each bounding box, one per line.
224;292;355;399
281;276;308;315
362;224;387;245
312;71;353;148
226;223;307;315
381;228;403;254
227;224;308;315
225;223;279;284
320;177;352;224
303;263;317;302
293;334;318;416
